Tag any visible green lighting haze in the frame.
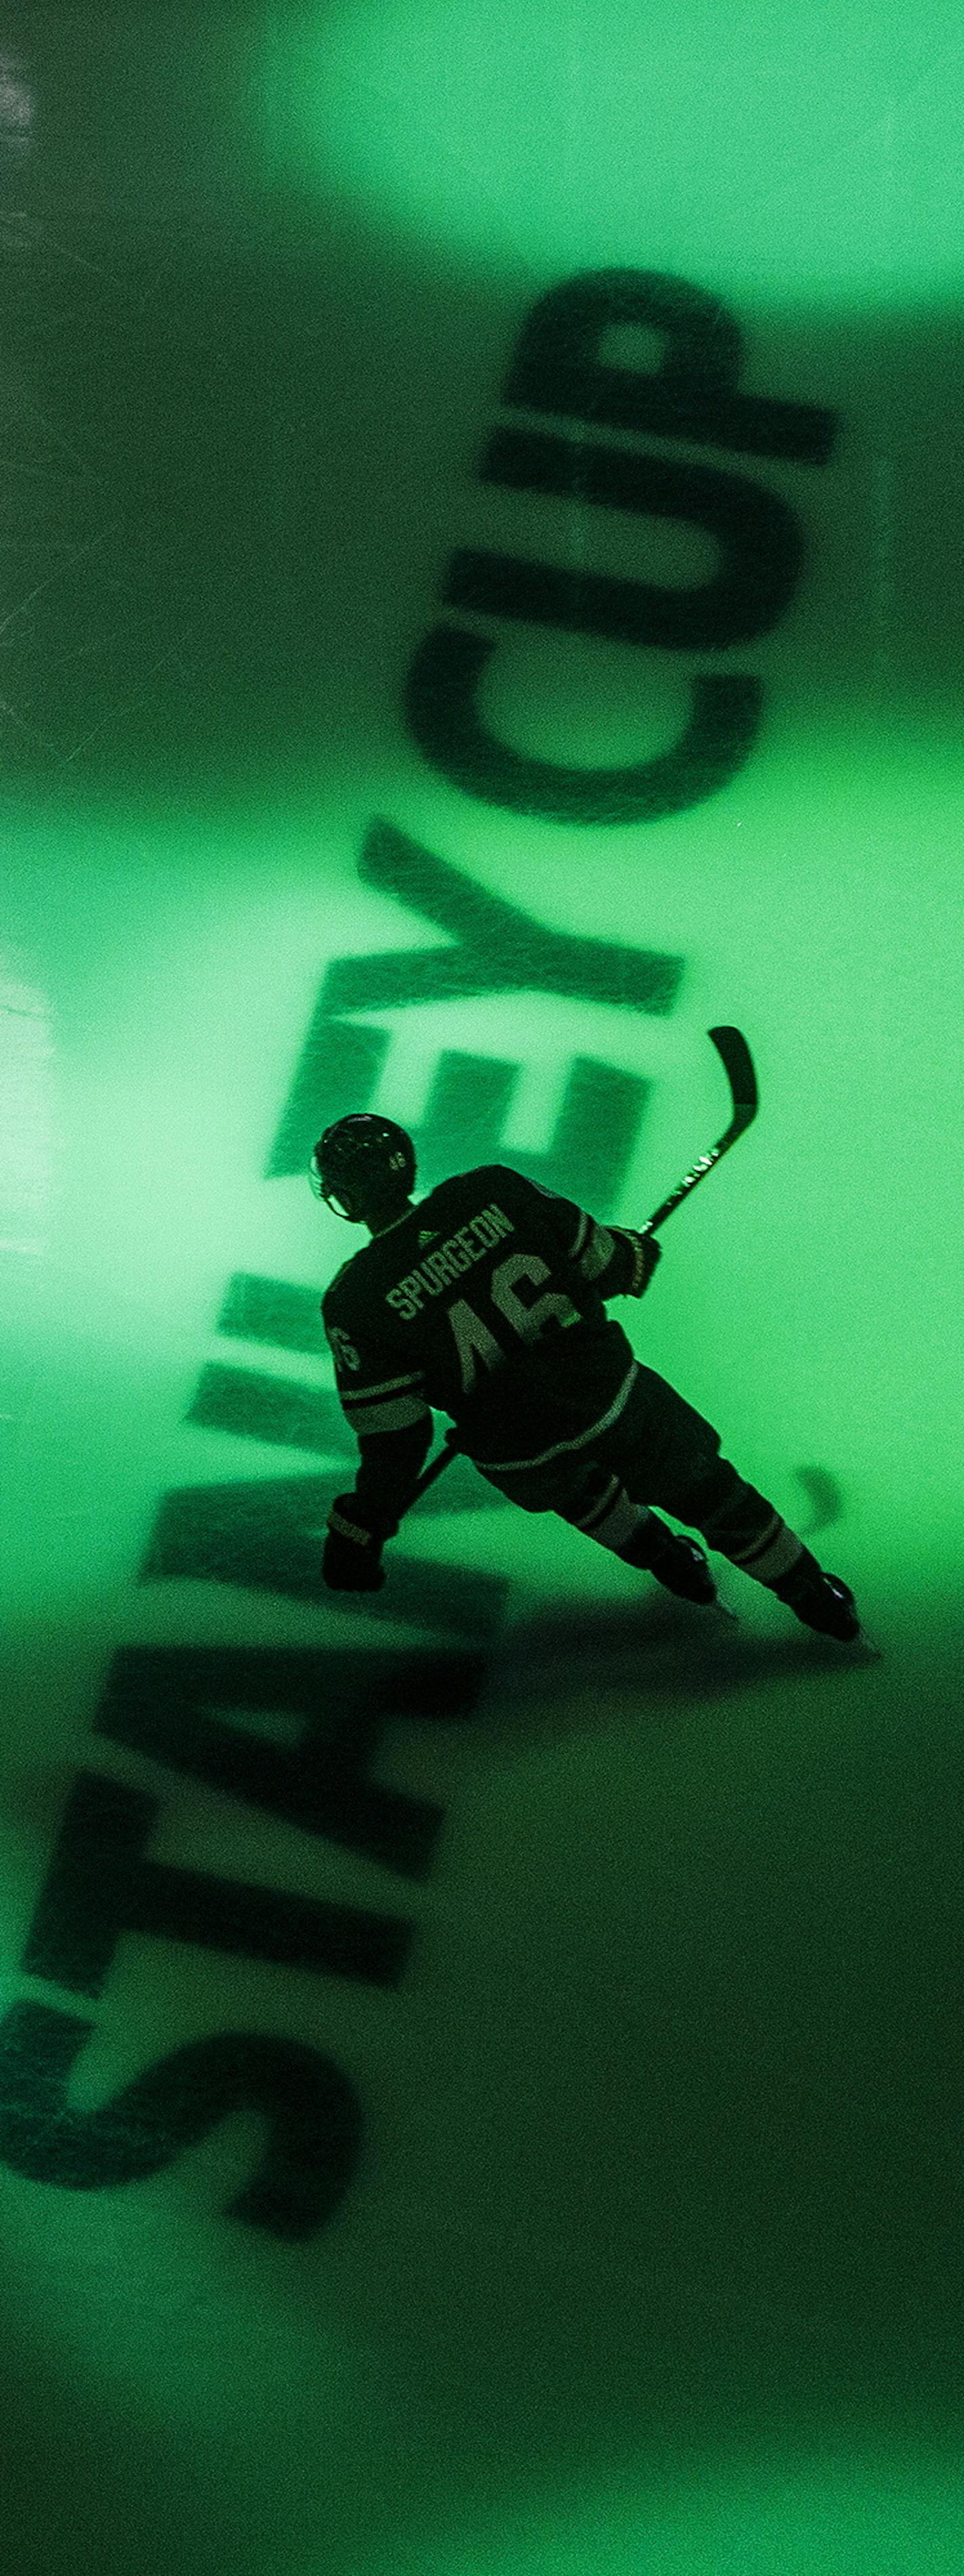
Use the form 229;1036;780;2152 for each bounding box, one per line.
1;7;962;2575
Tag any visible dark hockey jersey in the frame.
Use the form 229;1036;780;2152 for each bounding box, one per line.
320;1162;658;1537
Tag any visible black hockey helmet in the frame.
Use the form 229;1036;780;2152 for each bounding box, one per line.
309;1114;416;1221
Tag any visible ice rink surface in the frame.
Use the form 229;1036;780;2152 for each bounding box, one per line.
1;7;963;2574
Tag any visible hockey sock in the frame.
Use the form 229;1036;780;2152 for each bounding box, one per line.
769;1544;823;1602
571;1480;657;1557
711;1520;831;1606
719;1512;810;1591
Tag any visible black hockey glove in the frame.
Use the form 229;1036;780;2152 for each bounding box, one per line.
322;1495;387;1591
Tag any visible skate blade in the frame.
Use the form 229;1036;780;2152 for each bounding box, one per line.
817;1623;883;1659
850;1626;883;1660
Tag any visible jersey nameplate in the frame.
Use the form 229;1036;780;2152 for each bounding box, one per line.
385;1199;515;1322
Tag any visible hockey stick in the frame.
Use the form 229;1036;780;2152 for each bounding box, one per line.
407;1024;758;1508
637;1023;758;1232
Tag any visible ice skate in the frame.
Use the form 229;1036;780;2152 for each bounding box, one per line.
623;1512;739;1623
771;1550;881;1655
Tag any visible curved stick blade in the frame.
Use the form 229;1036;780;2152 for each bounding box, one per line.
707;1024;759;1125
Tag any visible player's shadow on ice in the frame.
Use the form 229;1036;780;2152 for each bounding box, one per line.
475;1467;864;1725
481;1590;866;1727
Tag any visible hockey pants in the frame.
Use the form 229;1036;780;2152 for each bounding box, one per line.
471;1363;807;1594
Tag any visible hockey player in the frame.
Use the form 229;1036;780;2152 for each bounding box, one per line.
311;1114;864;1642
